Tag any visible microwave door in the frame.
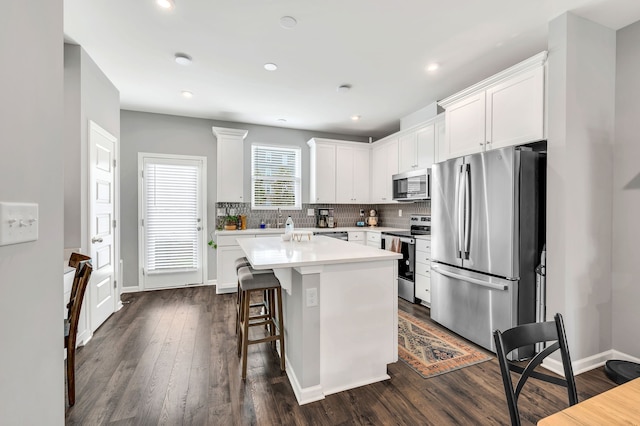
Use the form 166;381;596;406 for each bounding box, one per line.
431;158;464;268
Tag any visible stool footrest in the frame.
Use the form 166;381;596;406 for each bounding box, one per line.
247;335;282;345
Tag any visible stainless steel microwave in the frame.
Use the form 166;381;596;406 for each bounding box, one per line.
392;169;430;202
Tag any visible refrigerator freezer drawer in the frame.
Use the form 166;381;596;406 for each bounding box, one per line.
430;264;517;353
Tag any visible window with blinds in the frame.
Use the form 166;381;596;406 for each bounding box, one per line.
251;144;301;209
143;159;201;273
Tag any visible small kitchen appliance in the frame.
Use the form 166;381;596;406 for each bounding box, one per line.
366;209;379;227
316;208;335;228
392;169;430;202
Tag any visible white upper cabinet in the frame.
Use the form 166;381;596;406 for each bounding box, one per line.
434;114;447;163
336;144;370;203
371;137;398;203
308;139;337;203
485;66;545;150
439;51;547;160
398;122;435;173
212;126;248;202
308;138;369;204
444;92;487;159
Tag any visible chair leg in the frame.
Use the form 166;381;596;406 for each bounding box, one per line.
237;288;245;358
241;289;251;380
66;345;76;406
267;289;275;351
276;287;285;373
235;280;242;336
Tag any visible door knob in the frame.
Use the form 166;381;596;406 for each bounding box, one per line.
197;226;202;231
91;236;103;244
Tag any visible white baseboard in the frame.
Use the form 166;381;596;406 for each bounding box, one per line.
77;329;92;347
216;283;237;294
122;280;216;294
611;350;640;363
285;354;325;405
542;349;639;377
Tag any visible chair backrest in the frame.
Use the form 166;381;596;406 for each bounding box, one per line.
66;262;92;346
67;253;92;317
493;313;578;426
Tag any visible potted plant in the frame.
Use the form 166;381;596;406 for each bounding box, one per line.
224;215;238;230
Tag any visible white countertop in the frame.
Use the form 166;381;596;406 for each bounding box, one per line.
216;226;406;236
237;235;402;269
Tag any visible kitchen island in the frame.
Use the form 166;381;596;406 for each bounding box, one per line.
237;235;402;405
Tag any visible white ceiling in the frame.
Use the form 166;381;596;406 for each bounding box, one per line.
64;0;640;139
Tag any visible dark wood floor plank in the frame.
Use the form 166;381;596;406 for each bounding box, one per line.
65;286;618;426
107;291;183;422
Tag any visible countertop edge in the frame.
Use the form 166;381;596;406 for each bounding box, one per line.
216;226;407;236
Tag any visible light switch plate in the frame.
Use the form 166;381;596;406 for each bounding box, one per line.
398;209;403;217
307;208;315;216
306;287;318;307
0;202;39;246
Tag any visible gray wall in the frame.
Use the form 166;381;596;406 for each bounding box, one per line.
546;13;616;361
64;44;120;253
120;111;368;289
613;21;640;357
0;0;65;423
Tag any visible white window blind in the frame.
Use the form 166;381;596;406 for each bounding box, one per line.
144;160;200;273
251;145;301;209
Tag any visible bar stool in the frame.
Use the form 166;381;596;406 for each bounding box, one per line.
236;266;285;380
234;257;270;335
234;257;251;335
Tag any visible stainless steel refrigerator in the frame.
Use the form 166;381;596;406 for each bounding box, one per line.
431;146;544;357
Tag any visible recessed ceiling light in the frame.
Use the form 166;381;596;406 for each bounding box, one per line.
426;63;440;72
351;115;361;121
181;91;193;98
277;118;287;122
157;0;175;10
264;63;278;71
174;53;192;65
337;84;352;94
280;16;297;29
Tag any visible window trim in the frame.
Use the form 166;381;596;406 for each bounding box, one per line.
250;144;302;210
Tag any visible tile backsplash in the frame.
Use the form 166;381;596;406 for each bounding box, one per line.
215;201;430;230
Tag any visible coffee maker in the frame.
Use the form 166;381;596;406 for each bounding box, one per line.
366;209;379;227
316;208;335;228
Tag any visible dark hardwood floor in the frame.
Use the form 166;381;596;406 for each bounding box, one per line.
66;287;616;425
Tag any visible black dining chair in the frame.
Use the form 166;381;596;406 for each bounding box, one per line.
493;313;578;426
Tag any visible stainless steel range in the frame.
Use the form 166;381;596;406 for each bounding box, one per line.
381;215;431;303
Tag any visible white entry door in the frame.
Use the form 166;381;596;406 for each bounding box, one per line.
89;121;117;332
139;154;206;290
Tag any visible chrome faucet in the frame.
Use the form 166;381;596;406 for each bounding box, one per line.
276;208;283;228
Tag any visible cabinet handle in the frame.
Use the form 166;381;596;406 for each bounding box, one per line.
486;140;491;145
479;142;484;146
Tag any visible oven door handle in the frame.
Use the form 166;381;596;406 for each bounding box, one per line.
431;264;507;291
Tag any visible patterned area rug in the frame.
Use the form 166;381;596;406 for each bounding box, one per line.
398;310;493;378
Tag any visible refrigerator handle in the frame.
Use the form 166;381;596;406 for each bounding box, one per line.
456;164;465;258
464;163;471;259
431;264;508;291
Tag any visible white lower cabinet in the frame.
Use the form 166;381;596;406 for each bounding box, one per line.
366;231;381;248
415;238;431;306
348;231;365;245
216;234;258;294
